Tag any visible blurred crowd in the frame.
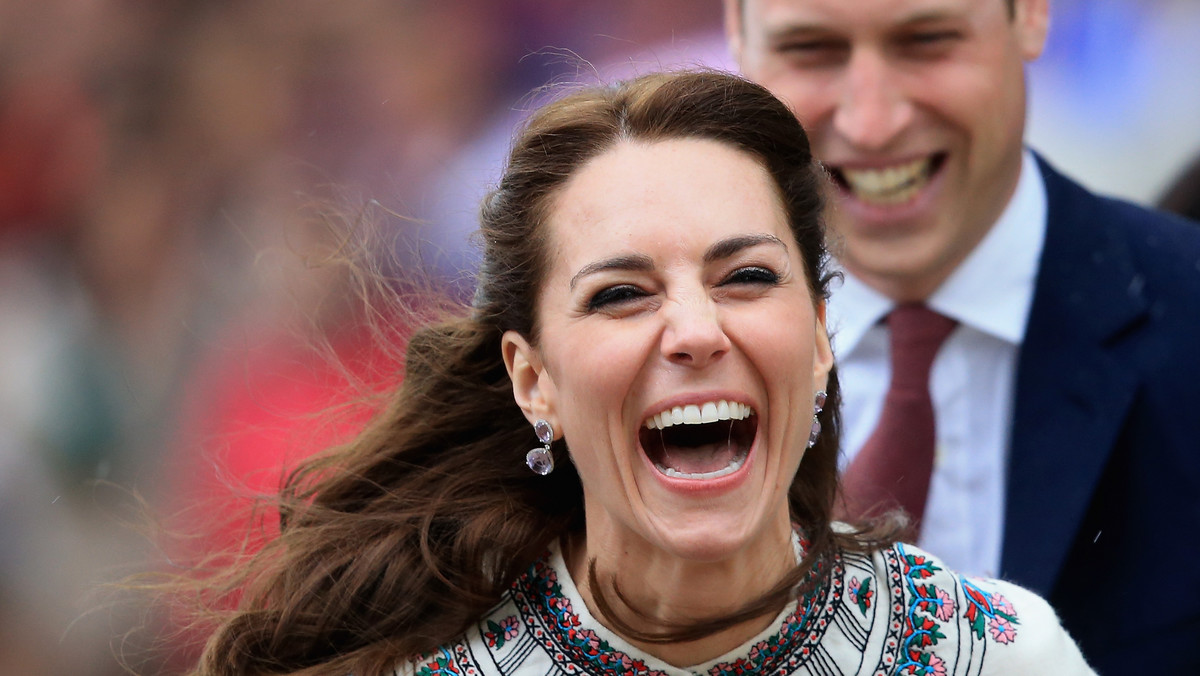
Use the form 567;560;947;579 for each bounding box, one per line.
0;1;722;673
0;0;1196;674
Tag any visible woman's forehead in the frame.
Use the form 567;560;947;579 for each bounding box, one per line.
541;138;792;264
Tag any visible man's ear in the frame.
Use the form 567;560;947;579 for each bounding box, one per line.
723;0;745;65
501;330;557;428
1013;0;1050;61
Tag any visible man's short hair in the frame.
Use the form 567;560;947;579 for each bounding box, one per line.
736;0;1017;20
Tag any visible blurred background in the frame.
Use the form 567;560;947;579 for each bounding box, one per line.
0;1;1197;673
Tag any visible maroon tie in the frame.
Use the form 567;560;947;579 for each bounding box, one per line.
840;303;958;537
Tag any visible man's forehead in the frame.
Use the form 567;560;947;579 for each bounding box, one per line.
743;0;983;31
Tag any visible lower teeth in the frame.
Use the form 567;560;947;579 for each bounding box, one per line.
655;455;745;480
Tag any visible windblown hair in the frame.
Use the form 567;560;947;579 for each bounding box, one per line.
191;69;888;676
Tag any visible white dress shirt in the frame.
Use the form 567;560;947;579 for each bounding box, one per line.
826;152;1048;577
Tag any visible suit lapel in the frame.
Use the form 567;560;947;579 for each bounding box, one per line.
1000;157;1148;594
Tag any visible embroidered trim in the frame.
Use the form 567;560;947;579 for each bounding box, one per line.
483;616;521;649
415;647;465;676
892;544;1021;675
848;576;874;616
961;578;1019;645
508;550;841;676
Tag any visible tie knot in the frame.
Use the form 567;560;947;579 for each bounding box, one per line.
886;303;957;389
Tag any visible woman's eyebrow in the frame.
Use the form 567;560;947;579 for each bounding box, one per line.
704;234;787;263
569;253;654;290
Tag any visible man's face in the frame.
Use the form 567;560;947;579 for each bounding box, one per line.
729;0;1048;301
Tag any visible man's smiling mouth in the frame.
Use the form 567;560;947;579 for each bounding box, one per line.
830;154;945;206
641;400;757;480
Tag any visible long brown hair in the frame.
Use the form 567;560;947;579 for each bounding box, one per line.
191;69;884;676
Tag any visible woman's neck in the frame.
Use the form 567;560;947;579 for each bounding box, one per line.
564;525;798;667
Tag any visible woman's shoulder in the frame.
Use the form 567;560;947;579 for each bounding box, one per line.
391;588;546;676
391;544;595;676
848;541;1096;675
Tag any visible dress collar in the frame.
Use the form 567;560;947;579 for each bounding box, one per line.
508;536;839;675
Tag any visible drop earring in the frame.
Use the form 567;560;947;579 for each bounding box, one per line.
526;419;555;475
808;390;827;448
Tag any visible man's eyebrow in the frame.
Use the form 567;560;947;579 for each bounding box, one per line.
763;8;963;42
569;253;654;290
896;9;965;28
764;22;833;44
704;234;788;263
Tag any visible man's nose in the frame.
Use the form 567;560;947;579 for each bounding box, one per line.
832;50;914;151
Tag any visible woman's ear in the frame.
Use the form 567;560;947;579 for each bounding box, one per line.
813;300;834;392
501;330;557;427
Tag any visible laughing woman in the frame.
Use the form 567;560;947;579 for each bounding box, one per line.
191;71;1094;676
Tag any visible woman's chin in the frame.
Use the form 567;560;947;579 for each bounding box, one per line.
637;507;779;564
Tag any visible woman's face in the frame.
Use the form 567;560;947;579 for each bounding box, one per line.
503;138;832;563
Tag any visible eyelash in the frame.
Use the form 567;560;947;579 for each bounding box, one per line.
586;284;648;311
721;266;780;286
585;266;780;311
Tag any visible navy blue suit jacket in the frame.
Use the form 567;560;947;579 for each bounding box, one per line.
1000;157;1200;673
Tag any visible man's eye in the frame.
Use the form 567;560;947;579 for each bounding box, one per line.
909;30;958;44
902;31;961;53
778;38;845;53
776;40;849;64
587;284;648;311
721;266;780;286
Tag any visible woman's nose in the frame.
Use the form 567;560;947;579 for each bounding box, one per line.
660;297;731;368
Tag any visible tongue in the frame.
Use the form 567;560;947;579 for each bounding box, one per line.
660;440;739;474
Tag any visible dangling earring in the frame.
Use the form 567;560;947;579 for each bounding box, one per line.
526;419;555;475
808;390;827;448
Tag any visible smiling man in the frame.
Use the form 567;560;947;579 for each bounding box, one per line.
727;0;1200;672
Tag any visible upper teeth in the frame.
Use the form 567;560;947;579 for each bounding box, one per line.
841;157;931;205
644;400;754;430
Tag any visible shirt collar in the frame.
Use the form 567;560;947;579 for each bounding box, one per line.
826;150;1047;355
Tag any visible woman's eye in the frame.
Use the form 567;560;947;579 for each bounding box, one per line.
721;266;780;286
587;284;648;311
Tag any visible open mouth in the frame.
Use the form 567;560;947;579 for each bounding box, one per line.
829;154;946;206
640;400;757;480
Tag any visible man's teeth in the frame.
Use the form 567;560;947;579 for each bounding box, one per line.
841;157;932;205
644;400;754;430
655;455;746;480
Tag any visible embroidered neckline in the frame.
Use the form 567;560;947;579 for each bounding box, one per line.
507;543;843;676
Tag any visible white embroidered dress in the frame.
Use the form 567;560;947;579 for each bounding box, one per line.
396;540;1093;676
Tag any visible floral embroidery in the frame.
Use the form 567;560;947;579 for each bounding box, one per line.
890;545;1023;675
710;656;754;675
961;578;1019;643
988;616;1017;644
910;653;947;676
516;559;668;676
895;547;953;675
510;546;838;676
932;587;955;623
849;576;874;615
483;616;520;649
703;555;843;676
415;648;462;676
409;542;1056;676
